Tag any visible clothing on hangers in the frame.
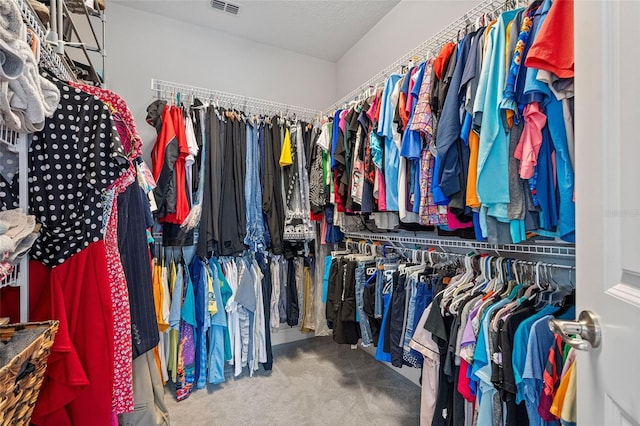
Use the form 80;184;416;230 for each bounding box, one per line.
316;0;574;244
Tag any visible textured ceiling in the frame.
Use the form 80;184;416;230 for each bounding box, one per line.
112;0;400;62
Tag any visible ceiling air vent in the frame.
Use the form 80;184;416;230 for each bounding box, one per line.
210;0;240;15
225;2;240;15
210;0;225;11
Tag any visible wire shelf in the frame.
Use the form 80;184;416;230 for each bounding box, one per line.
65;0;102;17
0;264;20;289
0;131;30;321
15;0;76;82
0;125;20;150
343;231;576;258
343;239;576;272
325;0;517;114
151;79;322;122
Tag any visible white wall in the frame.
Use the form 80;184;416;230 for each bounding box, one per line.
106;3;337;158
334;0;478;107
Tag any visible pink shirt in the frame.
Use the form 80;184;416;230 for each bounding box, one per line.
367;89;383;123
339;110;348;133
514;102;547;179
446;208;474;229
406;67;419;114
377;168;387;211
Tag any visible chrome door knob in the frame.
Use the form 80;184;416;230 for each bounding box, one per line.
548;310;601;351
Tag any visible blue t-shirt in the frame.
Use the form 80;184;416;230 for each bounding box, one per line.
181;266;197;326
411;62;427;101
331;109;342;169
471;298;510;383
512;307;557;402
471;298;511;426
322;255;332;303
378;74;403;211
523;314;561;426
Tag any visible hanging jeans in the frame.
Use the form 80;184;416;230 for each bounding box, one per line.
375;257;399;318
406;278;435;367
355;261;375;347
402;275;419;351
244;121;266;250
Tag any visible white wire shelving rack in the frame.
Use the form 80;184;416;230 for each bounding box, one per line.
151;79;323;122
0;130;29;323
325;0;523;114
17;0;76;82
60;0;106;86
0;0;79;322
343;239;576;273
343;231;575;261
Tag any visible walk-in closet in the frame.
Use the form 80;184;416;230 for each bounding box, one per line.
0;0;638;425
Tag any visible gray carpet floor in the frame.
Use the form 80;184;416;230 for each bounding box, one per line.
165;336;421;425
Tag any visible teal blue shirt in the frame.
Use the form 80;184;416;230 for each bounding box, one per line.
377;73;402;211
476;9;523;217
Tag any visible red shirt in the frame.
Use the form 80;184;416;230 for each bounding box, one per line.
525;0;574;79
434;43;456;80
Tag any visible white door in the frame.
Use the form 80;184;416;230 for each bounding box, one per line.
575;0;640;424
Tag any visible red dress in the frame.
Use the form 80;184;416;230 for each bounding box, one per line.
29;242;114;426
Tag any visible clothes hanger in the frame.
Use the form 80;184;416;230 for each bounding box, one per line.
470;255;489;294
495;257;507;293
513;262;542;305
499;259;515;297
534;261;545;290
497;259;524;300
468;257;501;317
344;240;374;261
354;242;375;260
403;249;427;275
442;253;476;309
425;248;434;266
420;250;428;267
331;248;350;257
450;256;477;297
449;255;483;313
498;259;520;299
538;264;570;306
474;14;482;32
494;256;508;297
488;258;520;327
479;256;497;297
365;242;377;257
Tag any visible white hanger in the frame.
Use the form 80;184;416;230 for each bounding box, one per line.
411;249;419;264
442;253;475;304
495;257;506;293
535;261;543;289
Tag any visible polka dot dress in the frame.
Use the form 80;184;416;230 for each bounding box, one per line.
29;80;128;266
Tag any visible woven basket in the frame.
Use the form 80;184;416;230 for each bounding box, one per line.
0;321;59;426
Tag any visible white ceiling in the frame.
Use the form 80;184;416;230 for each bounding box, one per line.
112;0;400;62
